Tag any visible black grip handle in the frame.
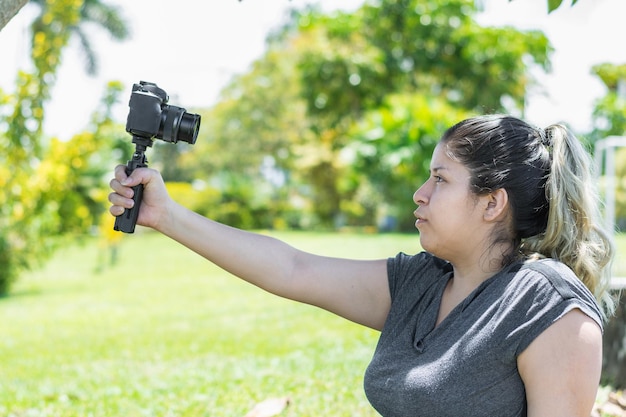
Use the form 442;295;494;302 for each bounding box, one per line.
114;183;144;233
113;137;150;234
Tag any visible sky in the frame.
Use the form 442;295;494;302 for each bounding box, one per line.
0;0;625;139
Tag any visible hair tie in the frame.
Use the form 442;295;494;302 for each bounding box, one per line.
538;127;553;154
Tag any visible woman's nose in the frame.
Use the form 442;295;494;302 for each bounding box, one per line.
413;183;428;205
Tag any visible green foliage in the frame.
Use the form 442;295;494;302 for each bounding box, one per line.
589;63;626;144
308;0;550;224
196;0;552;229
359;0;551;113
296;9;386;125
588;62;626;231
30;0;130;75
347;94;473;230
614;149;626;223
592;94;626;140
593;63;626;91
173;172;306;231
0;81;126;295
179;44;321;227
0;0;129;295
9;0;83;149
193;46;308;177
543;0;579;13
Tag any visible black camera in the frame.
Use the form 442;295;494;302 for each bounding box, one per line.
114;81;201;234
126;81;200;144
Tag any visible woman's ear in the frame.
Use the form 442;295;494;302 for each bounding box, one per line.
484;188;509;222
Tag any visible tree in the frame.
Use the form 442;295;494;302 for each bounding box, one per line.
0;0;129;295
347;94;472;230
176;0;552;229
293;8;387;226
291;0;551;227
0;82;126;295
177;43;314;229
357;0;551;114
587;63;626;226
7;0;126;156
588;63;626;144
30;0;129;75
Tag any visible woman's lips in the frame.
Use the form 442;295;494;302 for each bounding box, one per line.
414;210;426;225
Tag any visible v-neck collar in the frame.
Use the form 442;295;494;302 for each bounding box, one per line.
412;261;521;353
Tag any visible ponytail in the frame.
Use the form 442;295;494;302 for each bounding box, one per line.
521;124;616;319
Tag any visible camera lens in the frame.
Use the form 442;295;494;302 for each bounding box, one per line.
177;112;201;144
159;105;201;144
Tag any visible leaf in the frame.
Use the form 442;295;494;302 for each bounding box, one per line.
244;397;291;417
548;0;564;13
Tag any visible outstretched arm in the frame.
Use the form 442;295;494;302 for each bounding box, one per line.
109;166;391;330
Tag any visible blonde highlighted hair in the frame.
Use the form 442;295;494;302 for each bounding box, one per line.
521;124;615;318
441;115;615;319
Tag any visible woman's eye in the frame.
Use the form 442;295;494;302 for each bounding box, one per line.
433;175;443;183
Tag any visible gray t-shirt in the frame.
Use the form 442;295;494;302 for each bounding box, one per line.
364;252;602;417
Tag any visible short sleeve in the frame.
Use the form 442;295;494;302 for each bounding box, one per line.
386;252;451;301
503;260;603;357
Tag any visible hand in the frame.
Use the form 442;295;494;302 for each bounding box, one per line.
108;165;172;230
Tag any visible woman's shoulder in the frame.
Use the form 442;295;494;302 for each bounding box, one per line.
518;258;590;298
506;257;603;328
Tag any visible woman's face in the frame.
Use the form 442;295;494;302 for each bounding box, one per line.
413;143;488;262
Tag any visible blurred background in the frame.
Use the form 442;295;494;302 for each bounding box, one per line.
1;1;626;415
1;0;625;295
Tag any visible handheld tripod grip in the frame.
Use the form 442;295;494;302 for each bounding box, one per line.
114;140;149;234
113;180;144;234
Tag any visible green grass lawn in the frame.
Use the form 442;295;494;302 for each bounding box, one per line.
2;230;625;417
0;231;419;417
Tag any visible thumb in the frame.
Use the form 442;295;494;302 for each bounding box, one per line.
121;167;154;187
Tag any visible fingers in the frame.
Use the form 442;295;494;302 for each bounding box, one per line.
108;181;134;215
109;203;127;217
114;164;128;182
109;176;133;197
108;166;163;218
109;165;140;216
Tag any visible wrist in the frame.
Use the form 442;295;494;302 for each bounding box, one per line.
153;198;183;236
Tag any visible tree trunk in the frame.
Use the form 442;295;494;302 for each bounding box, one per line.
0;0;29;32
602;289;626;389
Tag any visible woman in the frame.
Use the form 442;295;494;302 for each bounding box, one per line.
109;114;614;416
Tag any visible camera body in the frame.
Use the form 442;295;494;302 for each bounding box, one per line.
114;81;201;234
126;81;200;144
